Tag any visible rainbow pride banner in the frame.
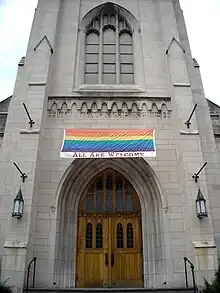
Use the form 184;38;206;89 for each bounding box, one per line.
60;129;156;158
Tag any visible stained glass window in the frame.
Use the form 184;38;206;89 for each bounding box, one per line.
86;186;94;212
127;223;133;248
86;223;93;248
106;175;113;211
117;223;124;248
116;179;123;211
96;179;103;212
79;170;140;214
96;223;103;248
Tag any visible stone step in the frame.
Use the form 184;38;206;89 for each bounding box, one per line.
26;288;197;293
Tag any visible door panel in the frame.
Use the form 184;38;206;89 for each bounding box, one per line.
76;216;143;287
76;216;109;287
76;169;143;287
110;217;143;287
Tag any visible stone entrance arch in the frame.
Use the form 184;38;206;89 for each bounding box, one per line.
54;158;170;288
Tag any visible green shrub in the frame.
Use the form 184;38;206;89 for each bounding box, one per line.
0;279;11;293
203;265;220;293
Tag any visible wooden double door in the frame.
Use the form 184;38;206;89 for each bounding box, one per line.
76;215;143;287
76;169;143;288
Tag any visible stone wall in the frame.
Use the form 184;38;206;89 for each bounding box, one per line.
0;0;219;290
36;108;177;287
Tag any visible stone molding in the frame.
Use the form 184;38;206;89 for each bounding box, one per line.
180;129;199;135
47;98;172;119
192;241;216;248
75;84;144;93
33;35;54;54
4;241;28;249
18;57;25;67
20;129;40;134
28;82;47;86
173;83;191;87
166;37;186;55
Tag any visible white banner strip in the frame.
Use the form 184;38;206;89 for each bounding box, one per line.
60;151;156;159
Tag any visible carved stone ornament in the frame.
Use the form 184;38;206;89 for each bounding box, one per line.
47;99;172;119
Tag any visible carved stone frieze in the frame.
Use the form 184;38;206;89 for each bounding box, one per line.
47;98;172;119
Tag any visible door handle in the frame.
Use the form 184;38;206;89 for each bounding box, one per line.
111;252;114;266
105;253;109;266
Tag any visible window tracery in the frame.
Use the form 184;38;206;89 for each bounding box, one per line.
85;4;134;84
79;169;140;214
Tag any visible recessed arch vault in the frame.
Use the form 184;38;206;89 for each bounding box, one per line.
54;158;170;288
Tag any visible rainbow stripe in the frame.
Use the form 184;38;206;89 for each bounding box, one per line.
60;129;156;158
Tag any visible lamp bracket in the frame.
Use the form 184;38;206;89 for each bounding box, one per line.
13;162;28;183
23;103;35;128
192;162;207;183
192;173;199;183
185;104;197;129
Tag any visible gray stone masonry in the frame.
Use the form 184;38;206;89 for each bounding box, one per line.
0;0;220;292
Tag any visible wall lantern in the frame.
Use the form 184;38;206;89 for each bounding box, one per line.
196;188;207;219
12;188;24;219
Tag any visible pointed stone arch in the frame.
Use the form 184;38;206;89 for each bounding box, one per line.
80;2;139;32
60;102;68;114
53;158;170;288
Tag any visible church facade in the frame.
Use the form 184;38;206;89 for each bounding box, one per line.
0;0;220;292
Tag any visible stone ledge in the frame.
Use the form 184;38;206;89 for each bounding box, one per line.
173;83;191;87
4;240;28;248
75;84;144;93
180;129;199;135
192;240;216;248
20;129;40;134
29;82;47;86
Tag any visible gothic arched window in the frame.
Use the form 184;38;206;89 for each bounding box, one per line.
84;4;134;85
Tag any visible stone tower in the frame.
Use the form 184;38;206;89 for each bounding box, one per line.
0;0;220;292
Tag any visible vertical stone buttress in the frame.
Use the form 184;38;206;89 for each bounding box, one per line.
0;0;61;291
173;0;220;261
158;0;218;284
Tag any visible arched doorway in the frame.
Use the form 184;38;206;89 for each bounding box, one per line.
54;158;170;288
76;168;143;288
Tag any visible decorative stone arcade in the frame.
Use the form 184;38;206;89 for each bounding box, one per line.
54;158;171;288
